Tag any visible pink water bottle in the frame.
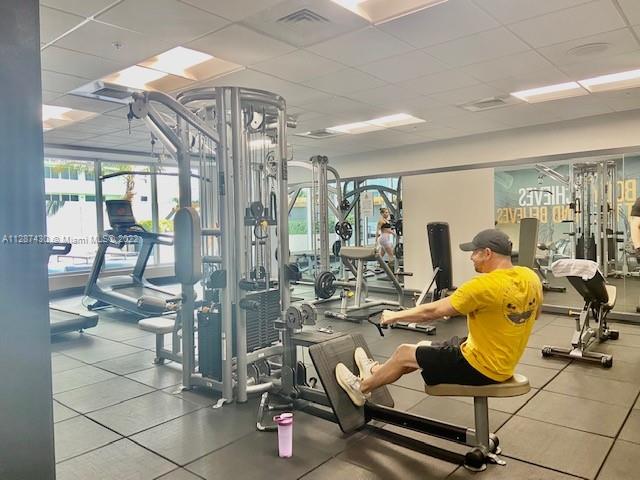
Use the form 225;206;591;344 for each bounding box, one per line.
273;412;294;458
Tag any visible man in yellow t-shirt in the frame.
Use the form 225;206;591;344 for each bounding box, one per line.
335;228;543;406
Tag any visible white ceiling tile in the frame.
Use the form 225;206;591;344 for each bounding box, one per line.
424;28;530;68
80;114;130;130
302;68;386;95
42;90;63;103
508;0;626;48
298;97;376;117
474;0;593;25
44;133;90;143
241;0;368;48
54;19;174;64
100;105;129;118
398;69;480;96
179;0;285;21
408;103;468;121
558;49;640;79
294;114;339;132
41;70;91;93
194;68;332;106
50;94;119;113
40;6;85;44
40;0;116;18
459;50;556;83
345;84;417;104
187;24;296;66
43;128;96;141
487;67;571;93
97;0;228;42
358;51;448;83
428;83;507;106
619;0;640;26
539;96;614;120
537;29;639;68
440;112;508;134
596;87;640;112
472;103;563;129
251;50;344;82
379;0;499;48
40;46;122;80
307;27;414;67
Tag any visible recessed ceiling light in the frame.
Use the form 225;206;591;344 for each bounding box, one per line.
510;82;588;103
579;68;640;93
368;113;425;127
327;113;425;134
105;65;168;90
331;0;449;25
328;121;385;134
42;104;96;131
42;105;72;122
139;47;213;80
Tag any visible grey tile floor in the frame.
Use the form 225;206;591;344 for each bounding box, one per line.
50;288;640;480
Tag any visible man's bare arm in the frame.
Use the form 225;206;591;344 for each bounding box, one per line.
381;297;460;326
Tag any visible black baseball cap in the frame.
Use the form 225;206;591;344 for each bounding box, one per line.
459;229;512;256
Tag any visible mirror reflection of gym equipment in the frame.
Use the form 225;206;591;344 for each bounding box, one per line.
500;157;640;316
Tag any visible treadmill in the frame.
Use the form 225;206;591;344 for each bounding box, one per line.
84;199;179;316
47;243;99;335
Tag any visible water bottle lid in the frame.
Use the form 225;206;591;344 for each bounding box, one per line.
273;412;293;426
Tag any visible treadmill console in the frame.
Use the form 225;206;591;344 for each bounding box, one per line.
106;200;138;230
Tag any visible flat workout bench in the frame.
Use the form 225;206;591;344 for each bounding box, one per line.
309;334;530;472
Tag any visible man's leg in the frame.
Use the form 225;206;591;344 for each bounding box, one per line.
361;344;419;394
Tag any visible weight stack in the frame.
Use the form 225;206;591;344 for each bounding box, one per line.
244;289;280;352
427;222;453;299
198;306;236;382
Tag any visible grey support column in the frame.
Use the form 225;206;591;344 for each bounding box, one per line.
0;2;56;479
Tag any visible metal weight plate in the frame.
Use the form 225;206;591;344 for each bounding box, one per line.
314;271;337;299
334;221;353;241
300;303;317;326
394;243;404;259
285;306;303;330
332;240;342;257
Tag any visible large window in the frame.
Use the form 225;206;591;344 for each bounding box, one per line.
44;160;97;274
101;163;153;270
155;166;200;265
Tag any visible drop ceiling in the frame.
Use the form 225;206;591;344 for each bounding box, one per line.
39;0;640;162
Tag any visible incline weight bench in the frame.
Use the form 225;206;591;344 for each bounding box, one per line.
543;259;619;367
309;334;530;472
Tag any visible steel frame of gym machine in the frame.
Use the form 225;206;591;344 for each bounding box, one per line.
126;86;300;406
287;156;346;282
535;161;623;277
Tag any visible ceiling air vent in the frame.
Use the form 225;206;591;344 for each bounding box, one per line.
294;129;343;139
70;81;139;104
277;9;330;24
460;95;517;112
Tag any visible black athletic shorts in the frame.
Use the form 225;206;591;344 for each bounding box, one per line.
416;336;500;386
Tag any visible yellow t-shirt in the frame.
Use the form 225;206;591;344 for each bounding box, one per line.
449;266;543;382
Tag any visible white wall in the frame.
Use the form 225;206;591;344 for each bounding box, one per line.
403;169;494;291
332;109;640;179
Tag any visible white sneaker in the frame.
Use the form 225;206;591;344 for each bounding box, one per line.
354;347;378;381
335;363;367;407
